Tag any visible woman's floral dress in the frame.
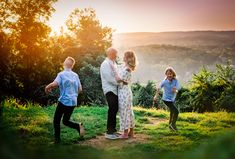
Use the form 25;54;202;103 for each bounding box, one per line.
118;65;135;131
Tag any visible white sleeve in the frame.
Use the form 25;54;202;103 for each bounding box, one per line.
100;62;118;86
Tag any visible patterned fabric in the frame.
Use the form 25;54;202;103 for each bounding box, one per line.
118;65;135;131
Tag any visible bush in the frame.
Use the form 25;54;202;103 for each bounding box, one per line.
189;67;218;112
215;86;235;112
189;62;235;112
78;62;106;105
175;87;192;112
132;81;157;108
214;63;235;112
130;62;235;113
33;85;60;106
132;81;191;111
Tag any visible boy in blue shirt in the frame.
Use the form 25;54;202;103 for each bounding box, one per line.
154;67;180;131
45;57;84;143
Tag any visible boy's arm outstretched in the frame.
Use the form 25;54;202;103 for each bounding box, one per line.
45;81;58;94
78;84;82;94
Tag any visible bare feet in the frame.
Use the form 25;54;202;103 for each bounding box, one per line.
79;123;85;137
119;134;129;139
128;128;135;138
128;135;136;139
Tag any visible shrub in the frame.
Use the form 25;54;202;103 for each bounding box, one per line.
189;62;235;112
78;63;106;105
132;81;157;108
189;67;218;112
214;63;235;112
175;87;192;112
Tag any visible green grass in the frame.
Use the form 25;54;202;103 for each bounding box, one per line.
1;98;235;159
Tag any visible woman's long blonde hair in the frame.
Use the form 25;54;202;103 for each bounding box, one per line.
124;51;137;71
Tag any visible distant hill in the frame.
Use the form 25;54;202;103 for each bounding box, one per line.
112;31;235;84
113;31;235;48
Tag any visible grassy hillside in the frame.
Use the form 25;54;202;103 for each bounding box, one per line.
131;44;235;83
1;98;235;159
113;31;235;48
113;31;235;83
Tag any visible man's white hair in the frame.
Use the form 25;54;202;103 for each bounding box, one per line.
106;47;117;55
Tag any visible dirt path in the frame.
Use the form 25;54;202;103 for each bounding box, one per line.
80;117;167;149
80;133;150;149
145;117;167;126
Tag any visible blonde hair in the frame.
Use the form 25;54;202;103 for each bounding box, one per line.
64;56;75;68
124;51;137;71
165;67;177;79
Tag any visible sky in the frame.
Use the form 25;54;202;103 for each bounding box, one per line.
48;0;235;34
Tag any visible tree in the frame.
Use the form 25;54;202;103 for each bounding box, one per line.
0;0;57;100
0;3;114;105
61;8;114;105
0;31;15;99
66;8;113;57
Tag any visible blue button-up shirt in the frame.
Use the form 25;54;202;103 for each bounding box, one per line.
54;68;81;106
160;78;180;102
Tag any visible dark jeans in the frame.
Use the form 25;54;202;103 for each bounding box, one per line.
106;92;118;134
53;102;80;140
163;100;179;126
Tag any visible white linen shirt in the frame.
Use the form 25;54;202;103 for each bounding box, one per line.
100;58;118;95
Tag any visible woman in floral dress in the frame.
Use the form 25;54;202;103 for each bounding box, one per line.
115;51;137;139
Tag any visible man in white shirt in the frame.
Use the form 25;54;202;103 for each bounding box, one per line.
100;47;121;139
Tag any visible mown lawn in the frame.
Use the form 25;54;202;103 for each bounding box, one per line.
0;98;235;159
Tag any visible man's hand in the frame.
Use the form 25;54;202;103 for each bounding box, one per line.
115;75;122;83
122;81;128;85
